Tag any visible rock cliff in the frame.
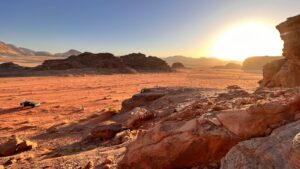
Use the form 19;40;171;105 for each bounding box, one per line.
261;15;300;87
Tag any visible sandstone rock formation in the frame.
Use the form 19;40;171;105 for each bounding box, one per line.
0;52;172;76
0;136;37;157
261;15;300;87
120;53;171;72
171;62;185;69
242;56;282;70
36;52;131;72
221;120;300;169
0;62;27;71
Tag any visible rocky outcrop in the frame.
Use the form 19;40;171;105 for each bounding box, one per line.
38;52;171;73
261;15;300;87
0;62;27;71
0;136;37;157
116;87;300;169
171;62;185;69
120;53;171;72
36;52;131;72
242;56;282;70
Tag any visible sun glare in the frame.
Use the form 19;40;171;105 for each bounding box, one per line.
211;22;283;61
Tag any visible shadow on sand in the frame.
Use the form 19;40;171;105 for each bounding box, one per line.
0;107;32;115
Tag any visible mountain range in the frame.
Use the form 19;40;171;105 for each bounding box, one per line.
163;55;241;68
0;41;81;57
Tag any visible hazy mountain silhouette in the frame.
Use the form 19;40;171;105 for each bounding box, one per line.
0;41;81;57
163;55;238;68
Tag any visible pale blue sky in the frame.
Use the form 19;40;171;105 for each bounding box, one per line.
0;0;299;57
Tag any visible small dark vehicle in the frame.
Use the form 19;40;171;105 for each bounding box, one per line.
20;101;40;108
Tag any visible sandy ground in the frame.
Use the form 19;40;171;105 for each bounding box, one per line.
0;68;261;168
0;55;66;67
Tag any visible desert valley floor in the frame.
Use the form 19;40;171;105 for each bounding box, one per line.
0;69;262;168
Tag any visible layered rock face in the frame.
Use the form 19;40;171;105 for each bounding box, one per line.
261;15;300;87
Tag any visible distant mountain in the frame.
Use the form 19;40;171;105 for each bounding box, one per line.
0;41;81;57
0;42;19;56
54;49;81;57
242;56;283;70
163;55;237;68
0;41;52;56
212;63;242;69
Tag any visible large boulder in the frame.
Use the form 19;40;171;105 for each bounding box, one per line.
0;136;37;157
261;15;300;87
221;120;300;169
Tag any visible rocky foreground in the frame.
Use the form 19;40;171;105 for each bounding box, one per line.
1;85;300;169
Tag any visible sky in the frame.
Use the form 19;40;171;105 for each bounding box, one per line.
0;0;300;59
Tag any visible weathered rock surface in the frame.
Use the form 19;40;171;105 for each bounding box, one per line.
261;15;300;87
89;123;123;141
221;120;300;169
117;86;300;169
0;136;37;157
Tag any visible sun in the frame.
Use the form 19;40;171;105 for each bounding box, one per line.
211;22;283;61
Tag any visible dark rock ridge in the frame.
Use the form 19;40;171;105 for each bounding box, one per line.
0;62;26;71
261;15;300;87
171;62;185;69
36;52;130;71
0;52;171;76
242;56;283;70
120;53;171;72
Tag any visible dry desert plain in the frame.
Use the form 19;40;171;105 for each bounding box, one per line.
0;68;261;168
